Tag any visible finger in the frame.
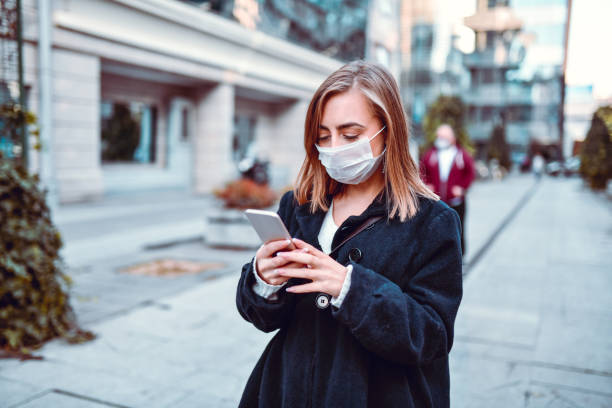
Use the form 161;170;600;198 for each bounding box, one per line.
291;238;325;257
271;260;304;270
286;282;321;294
259;239;293;259
273;255;309;269
276;251;319;267
262;256;304;273
276;267;317;280
266;276;290;286
283;261;304;269
257;256;306;280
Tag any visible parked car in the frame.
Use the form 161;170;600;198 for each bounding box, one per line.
564;156;581;177
546;161;563;177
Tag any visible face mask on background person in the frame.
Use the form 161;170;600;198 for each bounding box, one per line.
434;138;452;150
316;126;386;185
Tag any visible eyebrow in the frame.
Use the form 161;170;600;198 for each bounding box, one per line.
319;122;366;131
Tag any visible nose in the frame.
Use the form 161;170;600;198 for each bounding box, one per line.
330;132;343;148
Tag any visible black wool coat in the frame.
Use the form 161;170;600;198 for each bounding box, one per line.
236;190;463;408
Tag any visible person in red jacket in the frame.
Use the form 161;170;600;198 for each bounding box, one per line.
420;124;475;255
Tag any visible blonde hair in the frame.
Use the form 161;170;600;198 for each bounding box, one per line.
294;60;438;221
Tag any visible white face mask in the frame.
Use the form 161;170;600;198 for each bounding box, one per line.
435;138;452;150
316;126;386;185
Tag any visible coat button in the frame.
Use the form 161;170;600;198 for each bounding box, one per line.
315;294;330;309
348;248;362;262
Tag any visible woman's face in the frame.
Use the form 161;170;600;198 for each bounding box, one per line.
317;87;385;156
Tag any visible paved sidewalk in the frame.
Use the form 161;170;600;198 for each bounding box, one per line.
463;173;537;268
52;175;534;326
55;190;216;267
4;175;609;407
451;177;612;407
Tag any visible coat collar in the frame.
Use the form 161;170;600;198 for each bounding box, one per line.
294;190;389;250
294;201;326;251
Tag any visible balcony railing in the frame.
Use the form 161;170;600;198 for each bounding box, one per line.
463;49;523;69
464;83;532;105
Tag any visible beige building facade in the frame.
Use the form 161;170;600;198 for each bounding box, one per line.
23;0;342;203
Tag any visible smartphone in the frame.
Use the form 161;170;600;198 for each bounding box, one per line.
244;209;295;248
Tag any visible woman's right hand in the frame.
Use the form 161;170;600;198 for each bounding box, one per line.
255;239;304;285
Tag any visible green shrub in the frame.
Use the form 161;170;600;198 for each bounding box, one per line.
487;124;512;171
579;106;612;190
0;154;94;356
422;95;474;153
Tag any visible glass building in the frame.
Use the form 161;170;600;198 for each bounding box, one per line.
402;0;569;161
464;0;569;159
400;0;471;141
179;0;369;62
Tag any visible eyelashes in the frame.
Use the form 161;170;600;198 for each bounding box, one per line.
317;134;359;143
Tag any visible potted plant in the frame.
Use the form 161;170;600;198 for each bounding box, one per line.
206;158;278;248
0;152;95;359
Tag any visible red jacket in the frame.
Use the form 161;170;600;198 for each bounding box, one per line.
420;146;475;205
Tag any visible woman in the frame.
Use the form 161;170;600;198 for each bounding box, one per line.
236;61;462;408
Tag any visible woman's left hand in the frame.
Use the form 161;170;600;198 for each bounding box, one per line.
273;238;347;298
451;185;464;196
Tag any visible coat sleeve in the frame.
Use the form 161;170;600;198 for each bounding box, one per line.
459;150;476;190
331;208;463;366
419;152;431;185
235;191;298;333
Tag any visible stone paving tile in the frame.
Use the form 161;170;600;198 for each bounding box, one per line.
0;359;188;408
13;391;111;408
455;304;540;349
551;386;612;408
526;365;612;397
0;377;46;408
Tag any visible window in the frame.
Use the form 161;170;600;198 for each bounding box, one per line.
488;0;509;8
101;101;157;164
485;31;497;49
469;106;479;122
482;69;495;84
412;69;432;85
181;107;190;141
470;69;479;88
507;105;531;122
412;94;425;125
232;114;257;163
482;106;495;121
412;24;434;53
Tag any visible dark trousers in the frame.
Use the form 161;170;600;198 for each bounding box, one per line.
449;201;466;256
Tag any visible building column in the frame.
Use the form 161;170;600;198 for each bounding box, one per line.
194;82;236;194
262;99;308;189
52;49;104;203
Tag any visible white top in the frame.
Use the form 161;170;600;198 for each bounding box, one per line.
532;155;545;172
438;145;458;182
251;200;353;308
318;201;339;254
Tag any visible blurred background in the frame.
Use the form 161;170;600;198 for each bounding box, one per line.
1;0;611;407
